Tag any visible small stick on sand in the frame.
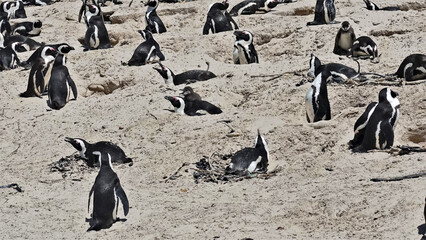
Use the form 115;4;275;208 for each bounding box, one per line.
371;171;426;182
164;162;190;183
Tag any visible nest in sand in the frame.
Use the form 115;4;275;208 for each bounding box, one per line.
192;153;283;184
49;154;93;178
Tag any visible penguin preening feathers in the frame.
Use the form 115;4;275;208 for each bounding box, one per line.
307;53;361;83
12;20;42;36
87;151;129;231
164;95;222;116
307;0;337;26
305;70;331;123
19;46;57;98
226;130;269;173
349;88;400;152
64;137;133;167
394;54;426;81
145;0;166;34
229;0;277;16
363;0;400;11
153;62;216;85
203;0;238;35
124;29;165;66
0;41;21;71
350;36;378;60
233;30;258;64
333;21;356;56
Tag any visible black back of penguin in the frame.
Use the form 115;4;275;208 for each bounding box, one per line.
352;88;400;152
307;0;336;25
164;96;222;116
394;54;426;81
305;70;331;123
307;53;360;82
153;63;216;85
203;0;238;35
145;0;166;34
47;55;77;110
12;20;42;36
230;0;277;16
87;151;129;231
351;36;378;59
226;131;269;173
126;30;165;66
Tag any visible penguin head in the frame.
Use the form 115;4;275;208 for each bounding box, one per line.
181;86;194;95
92;151;114;170
33;20;42;28
265;0;277;9
341;21;350;31
87;4;99;15
65;137;89;158
57;43;74;55
379;88;399;107
308;53;321;78
234;30;253;45
145;0;158;8
10;41;22;52
366;44;378;59
253;130;269;168
138;29;152;40
153;63;174;84
41;46;58;63
165;96;185;114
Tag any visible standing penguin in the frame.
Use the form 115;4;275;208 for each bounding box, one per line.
84;4;111;51
0;41;20;71
203;0;238;35
363;0;399;11
333;21;356;56
307;0;336;25
145;0;166;34
225;130;269;173
153;62;217;85
229;0;277;16
350;36;378;60
12;20;42;36
305;70;331;123
351;88;400;152
164;96;222;116
64;137;133;167
124;29;165;66
233;30;258;64
20;46;57;97
47;54;78;110
87;151;129;231
394;54;426;81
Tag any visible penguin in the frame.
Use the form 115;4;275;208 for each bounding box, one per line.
3;34;42;52
47;54;78;110
305;70;331;123
307;0;336;26
78;0;102;27
21;0;51;6
10;0;26;19
0;41;20;71
145;0;166;34
225;130;268;173
233;30;258;64
394;54;426;81
0;2;14;19
21;43;74;69
87;151;129;231
350;36;378;60
153;62;217;85
84;4;111;51
351;88;400;152
333;21;356;56
363;0;399;11
307;53;361;83
229;0;277;16
64;137;133;167
12;20;42;36
124;29;165;66
0;17;11;36
164;96;222;116
203;0;238;35
19;46;57;97
181;86;201;102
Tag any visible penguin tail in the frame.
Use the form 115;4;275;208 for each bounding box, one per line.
352;145;366;153
125;157;133;165
209;107;222;115
87;223;102;232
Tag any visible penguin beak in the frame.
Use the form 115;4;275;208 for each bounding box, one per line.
70;46;75;50
64;137;74;143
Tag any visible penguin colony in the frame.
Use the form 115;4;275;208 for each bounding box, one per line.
0;0;425;234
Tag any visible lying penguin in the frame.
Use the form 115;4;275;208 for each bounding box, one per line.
394;54;426;81
87;151;129;231
349;88;400;152
124;29;164;66
203;0;238;35
153;62;216;85
11;20;42;36
65;137;133;167
307;53;362;83
225;130;269;173
350;36;378;60
363;0;400;11
229;0;277;16
164;95;222;116
3;34;42;52
233;30;258;64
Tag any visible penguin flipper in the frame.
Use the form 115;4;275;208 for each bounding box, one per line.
156;49;165;61
88;184;94;213
226;13;239;30
240;3;258;15
68;75;78;100
199;100;222;114
115;182;129;216
202;18;211;35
